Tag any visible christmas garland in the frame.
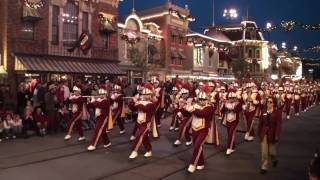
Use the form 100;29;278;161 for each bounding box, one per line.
121;34;141;44
214;20;320;33
24;0;45;9
168;8;195;22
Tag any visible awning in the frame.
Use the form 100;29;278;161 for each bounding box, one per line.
15;55;125;75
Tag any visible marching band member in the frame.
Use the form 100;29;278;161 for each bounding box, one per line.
64;86;86;141
169;82;181;131
153;78;165;128
87;87;113;151
128;83;158;160
110;81;126;135
221;85;243;155
293;84;301;116
301;85;308;112
173;83;193;146
186;88;215;173
243;82;260;141
284;82;293;120
258;96;282;174
218;84;227;120
130;84;144;141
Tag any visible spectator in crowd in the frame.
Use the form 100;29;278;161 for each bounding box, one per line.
17;83;28;116
62;80;70;102
37;82;47;109
34;107;49;136
22;102;39;138
24;100;33;122
12;114;23;137
45;84;58;133
3;113;14;139
3;85;14;110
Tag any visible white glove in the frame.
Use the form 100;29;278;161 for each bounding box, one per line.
177;112;182;118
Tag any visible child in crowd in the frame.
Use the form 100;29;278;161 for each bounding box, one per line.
3;113;15;139
12;114;23;137
34;107;48;136
22;102;39;138
24;100;33;121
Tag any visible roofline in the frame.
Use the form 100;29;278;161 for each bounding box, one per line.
186;33;232;44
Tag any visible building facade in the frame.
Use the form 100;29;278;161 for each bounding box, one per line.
0;0;124;98
206;19;270;80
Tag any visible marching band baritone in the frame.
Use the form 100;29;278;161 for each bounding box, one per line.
128;83;158;160
186;88;215;173
87;86;113;151
64;86;86;141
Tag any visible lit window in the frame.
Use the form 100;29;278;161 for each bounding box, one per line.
52;5;59;44
63;1;79;46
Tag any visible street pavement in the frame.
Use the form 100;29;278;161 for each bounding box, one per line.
0;106;320;180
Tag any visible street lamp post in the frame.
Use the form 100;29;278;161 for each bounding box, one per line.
223;8;238;20
266;22;272;41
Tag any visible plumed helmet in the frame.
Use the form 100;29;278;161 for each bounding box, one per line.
142;83;154;95
72;86;81;92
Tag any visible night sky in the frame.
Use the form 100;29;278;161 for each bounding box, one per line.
119;0;320;58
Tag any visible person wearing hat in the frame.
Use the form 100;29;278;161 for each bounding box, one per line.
110;81;126;135
284;84;293;120
86;87;112;151
243;83;260;141
186;88;215;173
173;83;193;146
64;86;86;142
169;83;181;131
293;84;301;116
258;96;282;174
44;84;58;133
221;86;243;155
128;83;158;160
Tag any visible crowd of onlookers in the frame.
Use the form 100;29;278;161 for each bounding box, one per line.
0;79;177;142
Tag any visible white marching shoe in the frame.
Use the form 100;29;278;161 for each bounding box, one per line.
244;133;249;140
226;149;235;155
129;151;138;159
187;164;196;173
64;134;71;140
247;136;254;141
103;142;112;148
174;128;179;131
87;145;96;151
286;115;290;120
174;140;182;146
185;141;192;146
196;165;205;170
130;135;136;141
120;130;126;135
78;136;86;141
169;126;174;131
144;151;152;158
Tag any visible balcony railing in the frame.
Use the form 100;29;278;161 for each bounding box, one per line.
11;38;118;60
